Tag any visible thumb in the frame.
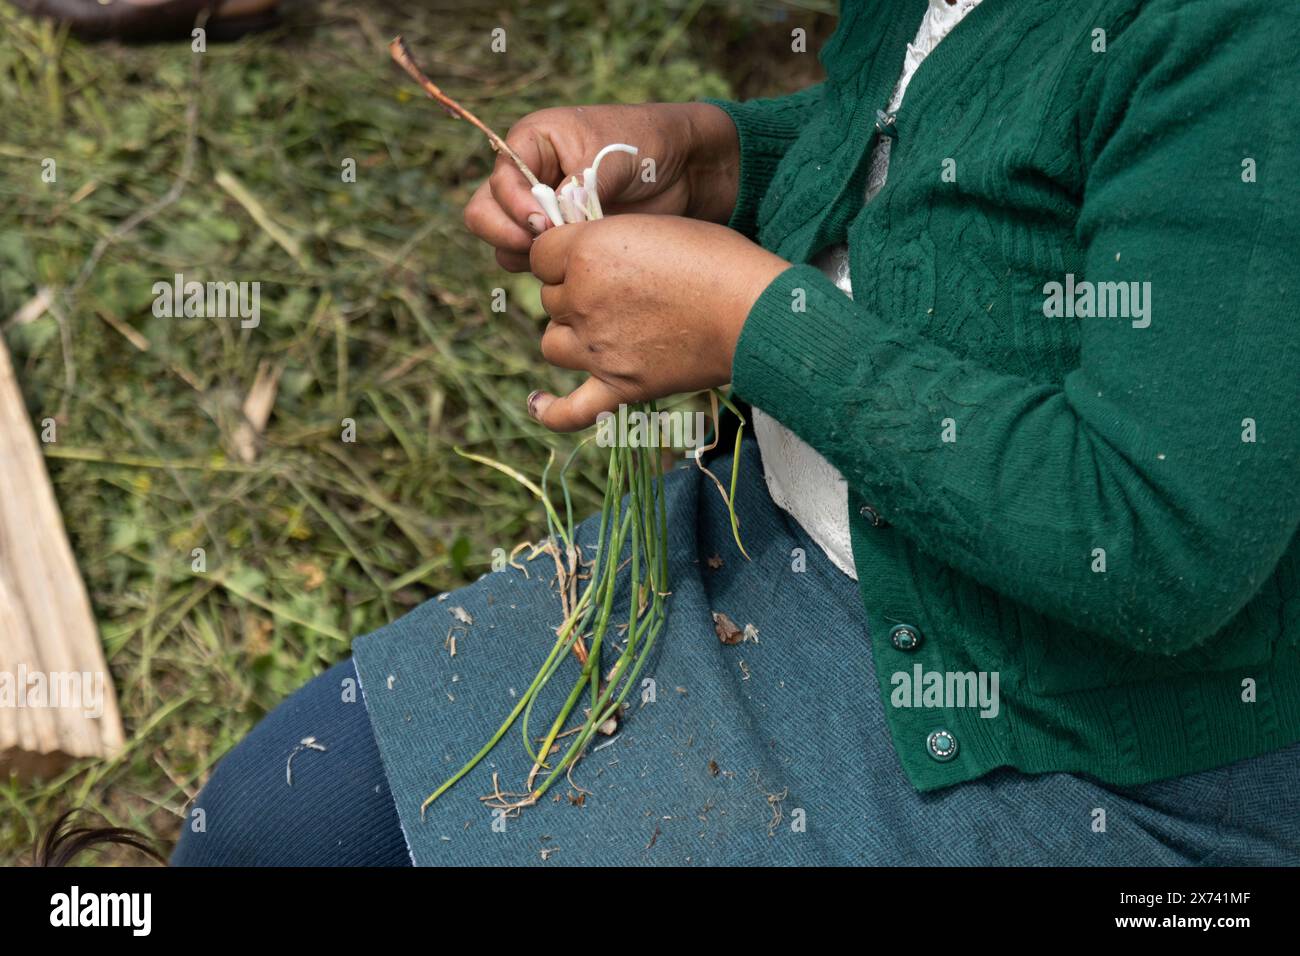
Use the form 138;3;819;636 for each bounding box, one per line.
527;378;624;433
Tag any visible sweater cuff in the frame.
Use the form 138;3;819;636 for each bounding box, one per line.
732;264;861;424
702;96;811;240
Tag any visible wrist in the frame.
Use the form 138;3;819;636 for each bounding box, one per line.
678;102;741;225
716;247;789;380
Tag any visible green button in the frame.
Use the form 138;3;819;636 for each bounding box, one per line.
927;730;959;762
889;624;923;652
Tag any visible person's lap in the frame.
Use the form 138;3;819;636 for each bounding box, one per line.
174;440;1300;866
171;657;410;866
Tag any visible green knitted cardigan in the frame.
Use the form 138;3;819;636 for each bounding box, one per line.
710;0;1300;790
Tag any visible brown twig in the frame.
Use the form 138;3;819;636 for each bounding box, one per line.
389;36;541;187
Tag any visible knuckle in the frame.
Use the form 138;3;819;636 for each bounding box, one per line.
539;332;562;365
539;286;558;314
507;110;554;140
502;121;539;159
503;117;530;141
567;237;592;267
462;198;483;234
566;284;594;316
494;248;523;272
487;162;512;195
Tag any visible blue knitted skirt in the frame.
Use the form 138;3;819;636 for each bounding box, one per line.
175;438;1300;866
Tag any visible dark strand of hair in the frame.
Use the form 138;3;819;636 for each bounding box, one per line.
35;809;167;867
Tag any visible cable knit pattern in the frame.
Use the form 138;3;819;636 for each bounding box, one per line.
709;0;1300;791
759;0;984;581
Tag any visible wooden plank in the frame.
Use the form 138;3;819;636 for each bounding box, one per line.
0;335;124;778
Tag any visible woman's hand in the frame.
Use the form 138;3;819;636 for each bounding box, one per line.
463;102;740;272
526;214;789;432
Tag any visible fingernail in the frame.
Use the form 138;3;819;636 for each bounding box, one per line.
526;390;543;419
526;213;547;235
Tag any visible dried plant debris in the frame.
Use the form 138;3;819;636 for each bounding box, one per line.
285;736;328;786
712;611;744;645
752;771;789;837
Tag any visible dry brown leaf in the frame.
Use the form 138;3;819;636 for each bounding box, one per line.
294;561;326;591
712;610;743;645
232;360;283;464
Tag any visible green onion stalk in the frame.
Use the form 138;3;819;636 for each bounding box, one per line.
390;37;744;816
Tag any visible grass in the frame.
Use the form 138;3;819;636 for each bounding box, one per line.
0;0;829;865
